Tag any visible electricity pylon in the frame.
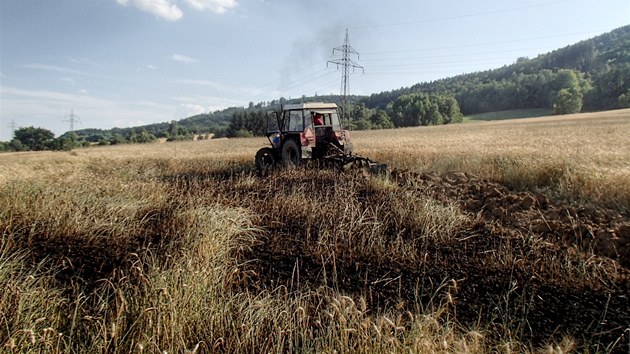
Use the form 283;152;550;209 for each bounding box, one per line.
7;120;18;139
62;108;81;132
327;28;364;125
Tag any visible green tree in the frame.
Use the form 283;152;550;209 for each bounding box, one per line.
226;109;267;137
232;129;253;138
369;110;394;129
553;88;583;114
354;119;372;130
437;95;463;124
392;93;429;126
228;110;246;135
351;103;370;122
550;69;588;114
133;129;156;143
618;88;630;108
168;120;179;137
392;93;462;127
52;137;74;151
551;69;580;93
427;103;442;125
109;133;127;145
13;126;55;151
129;128;137;142
9;139;25;151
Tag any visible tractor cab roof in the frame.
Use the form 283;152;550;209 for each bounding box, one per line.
311;109;337;115
283;102;338;111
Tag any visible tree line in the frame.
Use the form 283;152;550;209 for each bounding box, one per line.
0;126;165;152
0;127;87;152
214;92;463;138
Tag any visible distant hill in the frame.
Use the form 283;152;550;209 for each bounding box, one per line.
69;26;629;141
67;106;243;143
364;25;630;115
308;26;628;119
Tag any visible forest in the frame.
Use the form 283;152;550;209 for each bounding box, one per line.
365;25;630;114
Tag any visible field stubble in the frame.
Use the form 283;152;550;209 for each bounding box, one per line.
0;109;629;352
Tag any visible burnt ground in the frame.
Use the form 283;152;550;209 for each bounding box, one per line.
8;165;629;351
213;168;630;352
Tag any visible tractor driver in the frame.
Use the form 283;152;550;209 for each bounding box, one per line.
313;113;324;126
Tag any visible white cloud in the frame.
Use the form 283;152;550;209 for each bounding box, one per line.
116;0;183;21
171;54;199;64
21;64;88;76
147;64;157;70
184;0;238;14
115;0;237;20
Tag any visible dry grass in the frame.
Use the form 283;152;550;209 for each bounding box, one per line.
355;109;630;210
0;109;628;353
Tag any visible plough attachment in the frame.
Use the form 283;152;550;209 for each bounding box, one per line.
324;144;388;175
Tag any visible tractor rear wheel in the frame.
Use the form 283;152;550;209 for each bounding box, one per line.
281;139;301;167
255;147;276;175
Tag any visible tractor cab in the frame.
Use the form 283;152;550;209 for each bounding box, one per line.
310;109;341;140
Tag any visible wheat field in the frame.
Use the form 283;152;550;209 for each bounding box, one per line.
1;109;629;353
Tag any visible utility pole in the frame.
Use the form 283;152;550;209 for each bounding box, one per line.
327;28;364;126
62;108;81;132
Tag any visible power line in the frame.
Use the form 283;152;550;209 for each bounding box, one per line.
62;108;81;132
327;28;364;124
361;29;608;57
350;0;573;30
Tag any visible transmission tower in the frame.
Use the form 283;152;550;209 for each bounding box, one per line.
7;120;18;136
62;108;81;132
327;28;364;125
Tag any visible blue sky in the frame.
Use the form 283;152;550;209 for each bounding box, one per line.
1;0;628;140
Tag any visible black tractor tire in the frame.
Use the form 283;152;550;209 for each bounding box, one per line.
255;147;276;175
281;139;301;167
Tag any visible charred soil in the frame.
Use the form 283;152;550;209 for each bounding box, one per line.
181;167;630;351
8;165;629;351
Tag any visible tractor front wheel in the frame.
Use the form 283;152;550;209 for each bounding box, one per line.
281;139;301;167
255;147;276;175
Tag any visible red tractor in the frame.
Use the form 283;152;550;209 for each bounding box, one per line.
255;102;385;174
